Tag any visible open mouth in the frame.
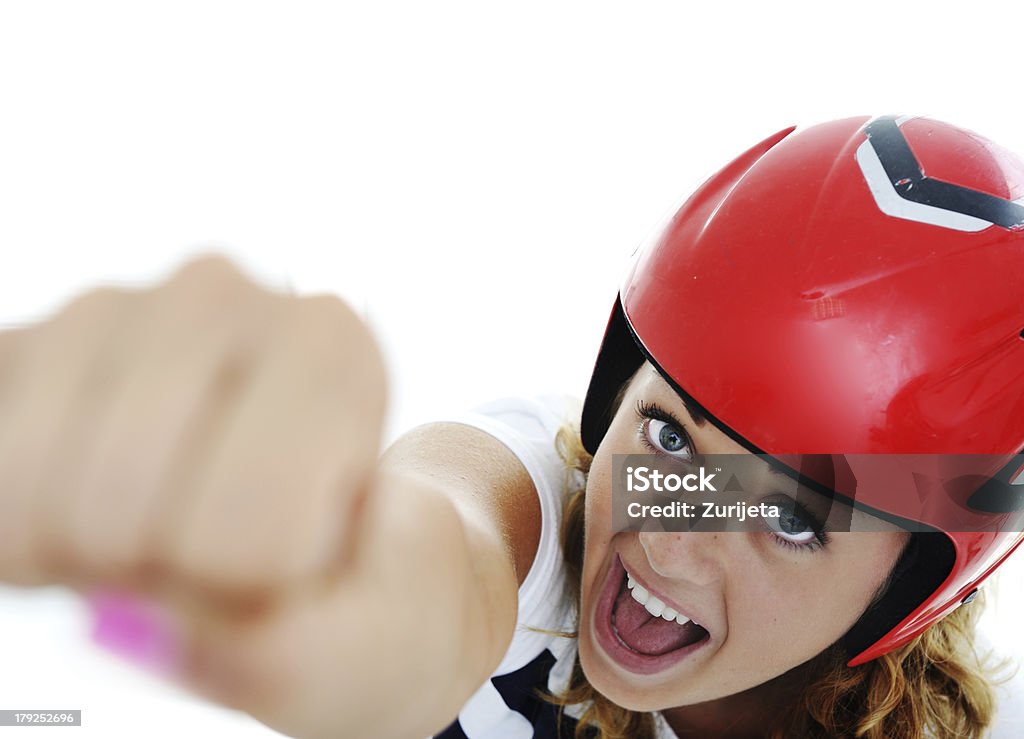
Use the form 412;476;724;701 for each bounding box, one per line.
593;554;711;675
613;566;710;654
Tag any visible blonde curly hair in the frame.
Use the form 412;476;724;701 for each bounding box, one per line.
535;422;1009;739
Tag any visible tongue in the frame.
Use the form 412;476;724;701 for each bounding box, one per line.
613;581;709;656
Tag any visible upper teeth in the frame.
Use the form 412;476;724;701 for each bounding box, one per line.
627;573;697;626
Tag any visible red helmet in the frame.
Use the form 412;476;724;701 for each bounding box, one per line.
581;115;1024;666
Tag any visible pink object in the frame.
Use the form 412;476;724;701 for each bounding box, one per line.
87;590;181;676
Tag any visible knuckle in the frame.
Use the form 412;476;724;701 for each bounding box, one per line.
51;286;131;328
156;256;280;343
163;254;265;306
169;253;250;287
292;293;361;334
29;288;137;363
287;294;386;375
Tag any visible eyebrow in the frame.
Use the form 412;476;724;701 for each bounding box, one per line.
679;395;708;429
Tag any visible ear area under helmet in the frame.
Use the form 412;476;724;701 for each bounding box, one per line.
581;114;1024;667
840;533;955;664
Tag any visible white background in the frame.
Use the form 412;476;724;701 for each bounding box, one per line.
1;1;1024;736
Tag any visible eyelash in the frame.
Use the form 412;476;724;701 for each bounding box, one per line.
634;399;693;458
633;399;830;554
766;507;830;553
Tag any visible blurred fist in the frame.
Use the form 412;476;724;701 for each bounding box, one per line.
0;254;387;600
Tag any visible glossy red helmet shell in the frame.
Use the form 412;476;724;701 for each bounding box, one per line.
581;115;1024;665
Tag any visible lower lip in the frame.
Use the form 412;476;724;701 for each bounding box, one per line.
592;553;710;675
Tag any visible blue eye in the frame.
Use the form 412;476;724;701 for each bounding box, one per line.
650;419;690;456
634;399;692;458
634;400;694;461
763;501;825;550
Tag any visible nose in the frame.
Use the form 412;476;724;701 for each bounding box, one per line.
638;530;724;586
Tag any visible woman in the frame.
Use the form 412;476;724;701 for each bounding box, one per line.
0;114;1020;738
417;114;1024;738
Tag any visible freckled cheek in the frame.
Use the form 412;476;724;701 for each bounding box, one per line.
735;573;874;668
727;569;829;646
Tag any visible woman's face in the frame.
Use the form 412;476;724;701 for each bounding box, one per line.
577;363;909;711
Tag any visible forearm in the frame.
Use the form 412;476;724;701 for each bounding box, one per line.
362;470;519;737
364;420;538;736
433;477;520;686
